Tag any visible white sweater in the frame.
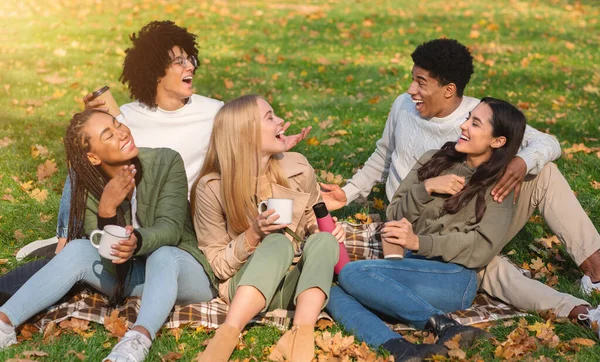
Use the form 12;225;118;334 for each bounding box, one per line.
343;93;562;203
117;94;224;196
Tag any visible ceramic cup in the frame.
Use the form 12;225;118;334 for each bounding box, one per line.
89;225;128;260
257;198;293;225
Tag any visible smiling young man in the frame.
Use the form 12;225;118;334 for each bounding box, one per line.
321;38;600;328
15;21;310;261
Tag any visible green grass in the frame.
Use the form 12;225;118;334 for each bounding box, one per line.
1;0;599;360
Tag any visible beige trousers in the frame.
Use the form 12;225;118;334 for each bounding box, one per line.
478;163;600;317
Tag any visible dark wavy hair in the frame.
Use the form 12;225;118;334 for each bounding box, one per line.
65;109;136;306
119;20;198;108
411;38;474;97
417;97;526;223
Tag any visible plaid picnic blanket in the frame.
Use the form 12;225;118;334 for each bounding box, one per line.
29;220;528;332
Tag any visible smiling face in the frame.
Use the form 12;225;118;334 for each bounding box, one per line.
257;98;286;157
84;112;138;174
155;46;197;110
455;102;506;167
407;65;458;119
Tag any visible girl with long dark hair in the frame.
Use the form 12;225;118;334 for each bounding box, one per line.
326;97;527;361
0;109;216;362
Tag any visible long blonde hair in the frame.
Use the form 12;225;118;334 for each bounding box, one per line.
199;94;289;234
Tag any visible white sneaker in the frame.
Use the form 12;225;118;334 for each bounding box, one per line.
0;321;17;349
578;306;600;338
103;330;152;362
15;236;59;261
581;275;600;295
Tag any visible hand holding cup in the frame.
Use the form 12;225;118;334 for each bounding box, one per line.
90;225;136;263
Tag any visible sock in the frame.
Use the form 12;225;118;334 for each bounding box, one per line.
0;319;14;334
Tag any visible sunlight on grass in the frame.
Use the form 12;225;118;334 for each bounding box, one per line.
1;0;599;360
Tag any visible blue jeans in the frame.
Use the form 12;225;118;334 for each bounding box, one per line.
0;239;215;339
56;175;71;238
326;256;477;347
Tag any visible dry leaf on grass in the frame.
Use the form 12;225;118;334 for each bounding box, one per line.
319;119;333;129
316;319;334;331
161;351;182;361
67;350;86;360
6;359;36;362
18;324;39;341
0;137;15;148
43;72;67;84
315;331;355;356
43;321;61;343
569;337;596;347
104;310;128;339
321;137;341;146
530;257;545;271
306;136;320;146
37;159;59;182
20;181;34;192
31;144;49;158
59;318;94;338
29;188;49;203
539;235;561;248
170;327;183;342
23;351;49;358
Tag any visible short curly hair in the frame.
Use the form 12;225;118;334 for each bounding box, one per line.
411;38;474;97
119;20;198;108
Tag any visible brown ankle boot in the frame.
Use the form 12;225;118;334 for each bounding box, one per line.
197;324;240;362
269;324;315;362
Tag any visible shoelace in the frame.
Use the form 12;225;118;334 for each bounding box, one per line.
116;333;146;353
578;308;600;324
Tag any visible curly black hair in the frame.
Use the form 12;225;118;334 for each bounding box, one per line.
119;20;198;108
411;38;474;97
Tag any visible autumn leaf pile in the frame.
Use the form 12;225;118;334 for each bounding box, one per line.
1;0;600;360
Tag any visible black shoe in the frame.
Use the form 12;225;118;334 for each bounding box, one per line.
382;338;448;362
425;314;491;348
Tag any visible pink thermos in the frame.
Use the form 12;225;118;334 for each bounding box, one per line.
313;202;351;274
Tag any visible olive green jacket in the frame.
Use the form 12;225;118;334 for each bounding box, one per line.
387;150;515;269
83;147;216;288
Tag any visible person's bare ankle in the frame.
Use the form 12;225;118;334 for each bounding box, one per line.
580;250;600;281
0;313;12;326
569;305;590;320
54;238;68;254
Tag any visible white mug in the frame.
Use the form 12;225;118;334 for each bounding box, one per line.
257;198;293;225
89;225;128;260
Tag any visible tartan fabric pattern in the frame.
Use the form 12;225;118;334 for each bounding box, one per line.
30;288;526;333
28;217;527;333
342;221;384;261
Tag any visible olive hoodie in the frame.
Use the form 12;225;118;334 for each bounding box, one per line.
386;150;515;269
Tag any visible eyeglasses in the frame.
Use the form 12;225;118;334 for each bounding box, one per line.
171;55;198;69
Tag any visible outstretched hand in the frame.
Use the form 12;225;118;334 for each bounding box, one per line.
281;122;312;151
491;156;527;203
319;183;347;211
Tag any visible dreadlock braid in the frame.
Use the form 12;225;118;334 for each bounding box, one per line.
64;109;132;306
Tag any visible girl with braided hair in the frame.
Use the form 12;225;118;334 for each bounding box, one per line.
0;109;216;362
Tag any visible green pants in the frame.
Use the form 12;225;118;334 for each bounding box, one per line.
229;232;339;312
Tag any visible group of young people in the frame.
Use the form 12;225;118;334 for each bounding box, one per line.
0;20;598;362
